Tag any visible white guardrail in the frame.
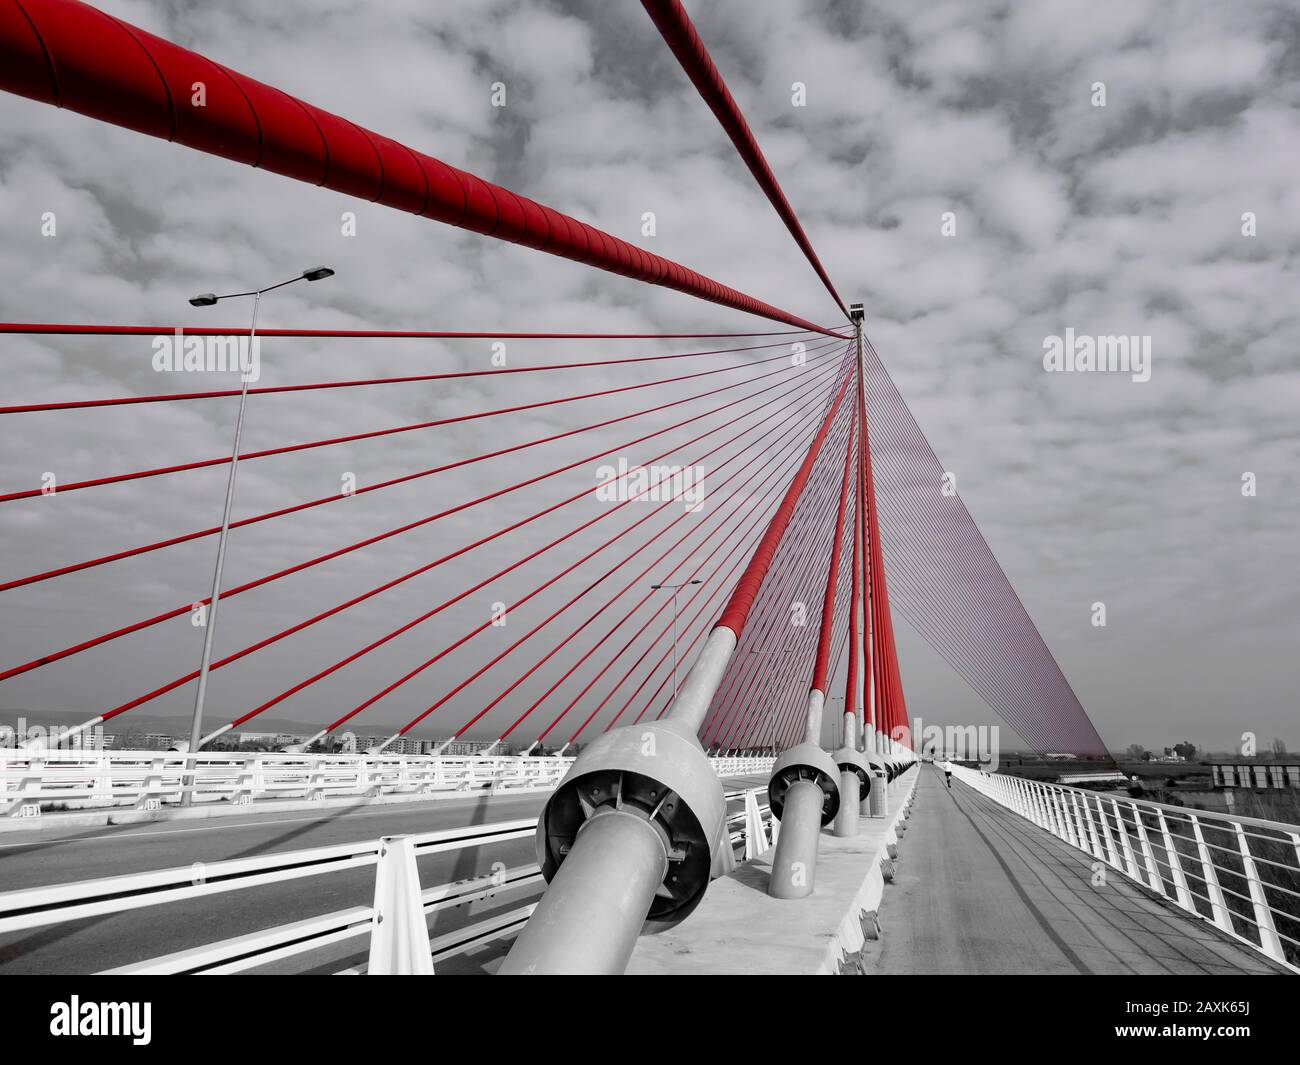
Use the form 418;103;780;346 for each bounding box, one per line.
0;787;778;975
0;749;777;819
951;764;1300;973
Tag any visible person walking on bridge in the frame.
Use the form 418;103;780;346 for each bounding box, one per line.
940;758;953;788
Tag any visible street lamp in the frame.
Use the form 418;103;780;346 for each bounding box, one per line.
650;578;702;699
180;268;333;799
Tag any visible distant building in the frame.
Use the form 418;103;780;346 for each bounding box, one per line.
1043;753;1076;761
1211;763;1300;790
228;731;303;747
439;739;497;757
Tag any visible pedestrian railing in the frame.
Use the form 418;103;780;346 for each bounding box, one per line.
0;749;776;818
951;764;1300;973
0;787;774;974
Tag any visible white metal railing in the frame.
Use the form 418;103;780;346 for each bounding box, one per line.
951;764;1300;973
0;749;776;818
0;787;775;974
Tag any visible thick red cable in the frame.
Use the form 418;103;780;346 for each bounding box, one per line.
537;428;812;745
578;384;848;742
669;397;853;743
639;0;848;319
714;374;852;637
566;470;801;745
499;409;818;743
434;411;813;745
809;407;856;694
0;0;830;333
707;411;851;747
699;387;855;738
846;467;862;728
705;389;855;744
0;324;826;339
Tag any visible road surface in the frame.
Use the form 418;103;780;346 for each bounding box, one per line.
864;766;1282;975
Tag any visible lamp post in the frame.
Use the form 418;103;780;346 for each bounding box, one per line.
181;268;333;802
650;578;702;699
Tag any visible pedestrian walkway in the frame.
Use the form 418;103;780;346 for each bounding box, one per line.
863;766;1283;975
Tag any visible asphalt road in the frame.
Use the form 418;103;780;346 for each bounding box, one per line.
863;766;1283;975
0;776;770;974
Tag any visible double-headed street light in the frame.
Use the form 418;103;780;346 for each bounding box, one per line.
650;578;702;699
180;268;333;798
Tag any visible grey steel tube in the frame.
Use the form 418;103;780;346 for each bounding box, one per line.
803;689;826;745
499;809;667;974
833;769;860;837
768;779;825;899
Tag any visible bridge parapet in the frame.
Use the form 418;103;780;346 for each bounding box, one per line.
0;748;775;824
0;785;775;975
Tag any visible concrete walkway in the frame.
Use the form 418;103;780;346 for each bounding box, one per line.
863;765;1282;975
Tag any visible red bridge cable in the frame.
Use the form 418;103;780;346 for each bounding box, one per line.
672;479;840;746
498;408;820;744
201;362;847;736
0;333;827;416
681;421;852;754
704;446;842;739
636;463;836;739
563;455;816;746
0;342;843;592
697;401;852;746
0;338;842;504
759;448;859;750
276;382;828;744
710;415;854;748
0;0;831;334
701;501;839;746
537;433;813;746
854;378;873;735
583;386;850;741
430;405;823;747
809;406;857;694
703;390;853;741
713;369;853;640
0;355;841;685
669;402;852;743
769;477;858;749
334;375;843;743
0;324;832;340
633;469;841;739
706;416;850;748
639;0;849;319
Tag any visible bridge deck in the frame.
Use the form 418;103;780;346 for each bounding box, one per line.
864;766;1282;975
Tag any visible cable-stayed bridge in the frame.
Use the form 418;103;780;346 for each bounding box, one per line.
0;0;1295;979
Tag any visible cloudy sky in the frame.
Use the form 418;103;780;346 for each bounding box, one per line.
0;0;1297;754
